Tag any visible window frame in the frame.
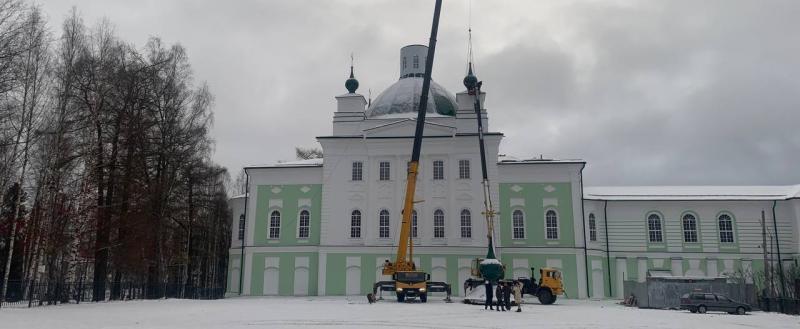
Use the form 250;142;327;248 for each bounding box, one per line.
458;159;470;179
432;160;445;180
413;55;419;69
433;209;445;238
681;213;699;243
588;213;597;242
460;209;472;238
647;213;664;243
545;209;559;240
350;209;362;239
238;214;245;240
268;210;281;239
379;209;390;239
512;209;525;240
411;209;418;238
297;209;311;239
351;161;363;181
718;213;735;244
379;161;391;181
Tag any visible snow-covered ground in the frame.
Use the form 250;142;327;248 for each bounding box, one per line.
3;296;798;329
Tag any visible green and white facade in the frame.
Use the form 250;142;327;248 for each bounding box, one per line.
227;45;800;299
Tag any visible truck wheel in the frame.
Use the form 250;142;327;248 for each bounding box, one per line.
697;305;707;314
736;306;745;315
538;289;554;305
397;293;405;303
420;293;427;303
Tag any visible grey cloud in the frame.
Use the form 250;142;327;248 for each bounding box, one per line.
39;0;800;186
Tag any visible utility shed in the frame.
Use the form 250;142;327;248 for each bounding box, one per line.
624;271;754;309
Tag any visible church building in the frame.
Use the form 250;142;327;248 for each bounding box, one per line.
226;45;800;299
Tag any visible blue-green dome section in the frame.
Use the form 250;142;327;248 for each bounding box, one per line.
365;77;457;118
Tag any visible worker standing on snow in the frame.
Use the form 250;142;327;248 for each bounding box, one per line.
496;283;504;311
503;282;512;311
484;280;494;310
513;280;523;312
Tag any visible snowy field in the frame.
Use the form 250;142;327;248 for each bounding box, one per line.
3;296;799;329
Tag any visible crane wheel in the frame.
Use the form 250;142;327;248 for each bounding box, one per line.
397;293;405;303
538;289;554;305
420;293;427;303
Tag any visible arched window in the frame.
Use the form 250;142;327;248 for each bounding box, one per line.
433;209;445;238
350;210;361;238
647;213;663;243
238;214;245;240
588;213;597;242
402;56;407;69
411;210;418;238
379;210;390;238
545;210;559;240
718;214;734;243
298;210;310;239
268;210;281;239
512;210;525;239
413;55;419;68
682;213;698;243
460;209;472;238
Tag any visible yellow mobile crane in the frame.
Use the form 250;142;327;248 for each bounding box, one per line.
371;0;451;303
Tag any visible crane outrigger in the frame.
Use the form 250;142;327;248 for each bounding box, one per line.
371;0;452;303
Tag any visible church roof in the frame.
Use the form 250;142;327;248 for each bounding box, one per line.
246;158;323;169
584;185;800;201
365;77;457;118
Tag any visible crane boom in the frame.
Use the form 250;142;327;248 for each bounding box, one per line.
384;0;443;275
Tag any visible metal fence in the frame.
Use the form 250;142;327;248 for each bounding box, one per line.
0;280;225;308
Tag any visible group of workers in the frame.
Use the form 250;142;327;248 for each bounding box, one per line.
484;280;523;312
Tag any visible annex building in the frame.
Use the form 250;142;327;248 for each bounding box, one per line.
226;45;800;299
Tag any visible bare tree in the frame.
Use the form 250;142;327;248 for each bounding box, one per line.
295;146;322;160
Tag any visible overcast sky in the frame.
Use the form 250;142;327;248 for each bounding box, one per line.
39;0;800;186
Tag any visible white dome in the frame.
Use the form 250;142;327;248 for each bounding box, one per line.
365;77;457;118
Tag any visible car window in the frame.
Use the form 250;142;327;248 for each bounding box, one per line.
716;295;730;302
690;293;703;299
705;294;716;301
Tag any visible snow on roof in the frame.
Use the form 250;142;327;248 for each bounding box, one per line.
584;185;800;201
497;154;585;164
246;158;323;169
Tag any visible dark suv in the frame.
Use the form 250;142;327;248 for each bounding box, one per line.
680;292;751;315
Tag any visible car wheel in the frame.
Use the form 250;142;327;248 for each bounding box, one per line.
697;305;707;314
736;307;745;315
690;307;697;313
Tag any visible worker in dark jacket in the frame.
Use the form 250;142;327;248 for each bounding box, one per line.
484;280;494;310
503;281;513;311
496;282;504;311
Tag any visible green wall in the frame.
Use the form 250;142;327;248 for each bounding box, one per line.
250;252;319;296
499;183;575;247
254;184;322;246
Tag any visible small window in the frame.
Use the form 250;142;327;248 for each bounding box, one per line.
379;161;390;181
238;214;245;240
460;209;472;238
298;210;310;239
350;210;361;238
413;55;419;69
458;160;470;179
682;214;698;243
268;210;281;239
352;161;363;181
512;210;525;239
545;210;559;240
433;160;444;180
433;209;445;238
379;210;390;238
411;210;418;238
402;56;407;69
647;214;663;243
588;213;597;242
718;214;734;243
